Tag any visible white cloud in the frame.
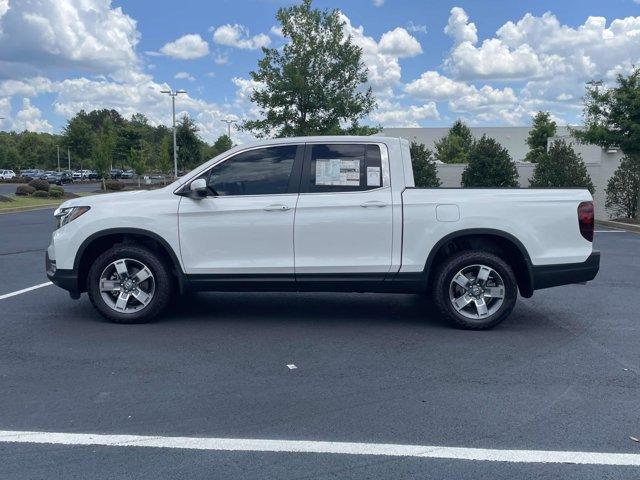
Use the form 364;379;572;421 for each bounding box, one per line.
448;39;542;79
212;51;229;65
405;71;474;100
372;0;384;6
378;27;422;58
444;7;478;45
0;0;139;76
212;24;270;50
12;98;52;133
445;9;640;84
448;85;517;111
340;14;406;97
159;34;209;60
407;21;427;34
0;97;10;120
269;26;283;37
174;71;195;82
0;77;54;97
0;0;8;21
371;99;439;126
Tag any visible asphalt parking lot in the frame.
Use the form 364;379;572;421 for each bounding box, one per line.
1;207;639;479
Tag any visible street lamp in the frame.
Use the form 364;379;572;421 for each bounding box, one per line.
220;118;238;141
160;88;187;178
586;80;603;92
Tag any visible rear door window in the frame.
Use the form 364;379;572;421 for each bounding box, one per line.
301;143;383;193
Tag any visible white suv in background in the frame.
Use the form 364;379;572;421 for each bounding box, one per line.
0;169;16;180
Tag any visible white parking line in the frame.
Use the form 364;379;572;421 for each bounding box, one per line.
0;430;639;466
0;282;52;300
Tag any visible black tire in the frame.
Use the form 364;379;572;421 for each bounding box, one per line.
87;244;173;324
432;250;518;330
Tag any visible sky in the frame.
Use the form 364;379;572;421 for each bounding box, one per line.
0;0;639;144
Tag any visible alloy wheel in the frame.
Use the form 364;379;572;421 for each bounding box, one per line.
448;264;506;320
99;258;155;314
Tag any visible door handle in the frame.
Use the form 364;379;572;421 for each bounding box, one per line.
264;204;291;212
360;200;387;208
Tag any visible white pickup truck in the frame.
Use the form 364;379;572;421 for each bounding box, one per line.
46;136;599;329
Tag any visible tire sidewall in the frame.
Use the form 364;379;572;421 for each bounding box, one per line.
87;245;171;323
435;251;517;329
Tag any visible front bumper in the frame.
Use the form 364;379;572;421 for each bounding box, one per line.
46;251;79;294
531;251;600;290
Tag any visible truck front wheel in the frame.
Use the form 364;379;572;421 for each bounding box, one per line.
87;244;173;324
432;250;518;330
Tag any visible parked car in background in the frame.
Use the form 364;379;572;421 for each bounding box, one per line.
72;170;92;180
47;136;599;329
110;169;123;179
47;172;73;185
86;170;99;180
43;171;58;181
0;169;16;180
20;169;46;180
120;170;134;179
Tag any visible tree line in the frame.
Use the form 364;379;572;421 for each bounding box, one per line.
0;109;233;176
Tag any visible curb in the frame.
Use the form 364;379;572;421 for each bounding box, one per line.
596;219;640;234
0;204;59;215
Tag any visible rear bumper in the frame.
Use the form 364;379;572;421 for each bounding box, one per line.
46;251;79;294
531;251;600;290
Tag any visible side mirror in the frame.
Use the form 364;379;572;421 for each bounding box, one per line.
188;178;208;198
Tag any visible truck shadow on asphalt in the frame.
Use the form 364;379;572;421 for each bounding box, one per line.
157;291;459;330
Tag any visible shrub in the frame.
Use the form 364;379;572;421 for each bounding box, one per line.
32;190;50;198
461;135;519;188
50;184;64;195
28;178;50;192
410;141;441;188
104;179;125;191
48;189;64;198
529;139;595;193
605;155;640;219
15;184;35;196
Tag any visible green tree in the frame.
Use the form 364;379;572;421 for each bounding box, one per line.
573;69;640;219
410;141;440;188
92;131;115;190
525;111;556;163
212;134;233;155
157;135;172;177
62;114;94;168
242;0;375;137
604;156;640;219
128;146;147;188
175;115;202;170
461;135;519;188
434;120;474;164
529;139;594;193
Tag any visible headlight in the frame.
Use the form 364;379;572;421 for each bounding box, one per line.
54;206;90;229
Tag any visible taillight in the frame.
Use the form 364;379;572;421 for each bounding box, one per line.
578;201;594;242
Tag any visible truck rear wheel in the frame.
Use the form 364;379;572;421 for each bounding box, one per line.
87;244;173;324
432;250;517;330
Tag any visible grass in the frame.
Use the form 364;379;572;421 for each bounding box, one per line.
0;192;92;211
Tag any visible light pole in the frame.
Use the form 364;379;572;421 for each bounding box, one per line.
586;79;603;92
160;88;187;178
220;118;238;141
57;146;60;171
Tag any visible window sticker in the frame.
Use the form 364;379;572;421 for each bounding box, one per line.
367;166;381;187
315;159;360;186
